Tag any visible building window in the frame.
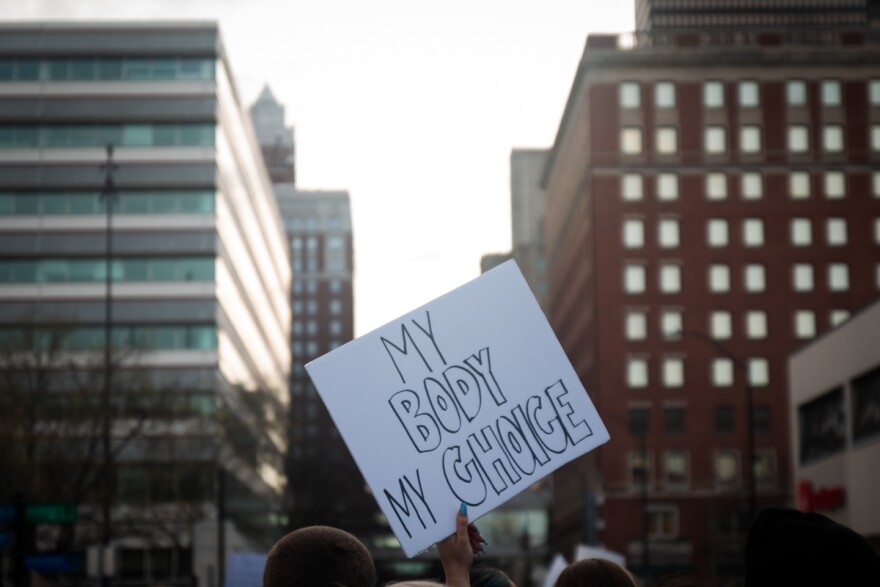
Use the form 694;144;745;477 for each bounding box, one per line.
703;81;724;108
793;264;814;292
705;126;727;154
715;406;735;434
629;405;649;437
710;311;732;340
822;125;844;153
658;218;680;248
712;358;734;387
629;448;650;487
820;79;841;106
329;320;343;336
870;79;880;105
746;310;768;339
656;81;676;108
622;174;644;201
871;125;880;152
853;366;880;443
626;310;648;341
741;173;763;200
744;264;766;293
824;171;845;198
875;218;880;244
739;80;759;107
659;263;681;294
715;450;740;489
664;450;688;487
754;405;771;434
788;125;809;153
656;127;678;154
709;264;730;293
706;172;727;200
624;263;646;294
875;172;880;198
657;173;679;200
754;449;777;485
795;310;816;339
749;358;770;387
707;219;729;247
621;128;643;154
620;81;641;108
627;357;649;388
791;218;812;246
830;309;850;327
740;126;761;153
786;79;807;106
826;218;847;246
647;505;680;539
660;309;682;339
662;357;684;388
799;387;844;465
623;218;645;248
828;263;849;292
664;407;685;435
743;218;764;247
789;171;811;199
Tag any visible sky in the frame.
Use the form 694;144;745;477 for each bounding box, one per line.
0;0;634;336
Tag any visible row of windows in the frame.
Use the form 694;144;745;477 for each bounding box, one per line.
292;278;345;295
0;191;215;215
619;78;880;109
0;257;215;283
628;404;772;438
292;298;345;317
621;170;880;201
628;447;777;492
622;217;876;249
292;319;345;338
626;355;770;388
800;365;880;465
0;124;215;148
0;324;217;351
623;262;867;296
292;335;347;359
619;124;876;156
625;308;849;343
0;57;216;82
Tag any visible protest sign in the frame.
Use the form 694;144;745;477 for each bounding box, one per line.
305;260;609;557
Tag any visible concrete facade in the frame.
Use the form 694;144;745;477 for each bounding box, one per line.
789;297;880;545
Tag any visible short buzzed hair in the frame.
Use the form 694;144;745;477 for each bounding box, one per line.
263;525;376;587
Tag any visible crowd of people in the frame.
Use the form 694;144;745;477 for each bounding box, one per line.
261;503;880;587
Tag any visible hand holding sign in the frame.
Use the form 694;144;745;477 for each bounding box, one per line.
306;260;609;556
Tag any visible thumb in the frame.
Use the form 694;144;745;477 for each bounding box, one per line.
456;503;469;539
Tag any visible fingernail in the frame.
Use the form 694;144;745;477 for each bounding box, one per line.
459;502;467;515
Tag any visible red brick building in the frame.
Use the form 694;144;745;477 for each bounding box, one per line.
543;27;880;581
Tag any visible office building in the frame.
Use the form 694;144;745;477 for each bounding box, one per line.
635;0;876;31
249;86;295;185
0;22;290;587
510;148;550;308
789;297;880;546
541;23;880;580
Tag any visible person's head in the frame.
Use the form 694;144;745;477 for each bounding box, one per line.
745;506;880;587
263;525;376;587
470;567;516;587
554;558;637;587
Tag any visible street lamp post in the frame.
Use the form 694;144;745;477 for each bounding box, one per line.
674;329;758;524
99;144;118;587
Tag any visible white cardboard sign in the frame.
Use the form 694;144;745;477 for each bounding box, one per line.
305;260;609;557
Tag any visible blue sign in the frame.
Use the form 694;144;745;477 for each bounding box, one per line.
24;554;82;573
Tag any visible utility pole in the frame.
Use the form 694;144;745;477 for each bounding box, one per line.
99;144;118;587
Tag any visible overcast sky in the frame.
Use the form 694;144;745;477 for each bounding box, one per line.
0;0;634;336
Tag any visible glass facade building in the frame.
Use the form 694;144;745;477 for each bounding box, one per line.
0;22;290;587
